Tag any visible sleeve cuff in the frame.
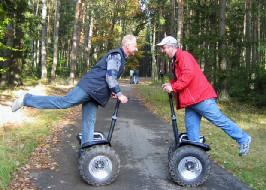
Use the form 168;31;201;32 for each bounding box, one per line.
116;92;122;97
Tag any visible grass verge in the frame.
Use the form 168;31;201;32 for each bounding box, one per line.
0;81;74;189
138;80;266;190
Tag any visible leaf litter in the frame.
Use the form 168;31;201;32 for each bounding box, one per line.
1;84;81;190
7;106;81;190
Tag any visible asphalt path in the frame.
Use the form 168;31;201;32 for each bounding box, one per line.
31;78;251;190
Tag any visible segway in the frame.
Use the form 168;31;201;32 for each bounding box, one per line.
77;99;121;186
167;92;212;187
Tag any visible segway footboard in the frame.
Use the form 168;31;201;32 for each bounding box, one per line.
179;140;211;152
168;134;210;158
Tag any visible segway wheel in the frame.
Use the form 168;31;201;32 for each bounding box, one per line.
169;145;211;187
168;141;176;159
79;145;120;186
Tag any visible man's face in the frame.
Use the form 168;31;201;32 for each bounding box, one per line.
126;41;138;56
160;45;174;58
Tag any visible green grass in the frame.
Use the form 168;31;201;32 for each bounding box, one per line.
0;110;68;189
0;83;73;189
138;80;266;190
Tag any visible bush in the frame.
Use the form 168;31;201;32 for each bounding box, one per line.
228;66;266;107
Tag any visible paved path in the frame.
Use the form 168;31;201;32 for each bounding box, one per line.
31;78;251;190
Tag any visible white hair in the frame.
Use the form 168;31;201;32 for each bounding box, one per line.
167;43;179;49
122;35;136;47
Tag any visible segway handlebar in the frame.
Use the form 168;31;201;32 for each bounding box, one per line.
107;99;120;142
162;84;180;146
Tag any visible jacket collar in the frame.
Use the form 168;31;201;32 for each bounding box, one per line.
174;48;182;63
119;47;127;60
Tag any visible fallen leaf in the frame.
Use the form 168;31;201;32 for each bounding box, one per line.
19;144;24;149
248;164;253;169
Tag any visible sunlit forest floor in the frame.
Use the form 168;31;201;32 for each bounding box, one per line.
0;78;265;189
137;79;266;190
0;83;80;189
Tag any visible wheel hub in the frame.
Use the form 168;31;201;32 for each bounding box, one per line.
178;156;202;180
185;161;196;171
95;160;104;169
89;156;112;179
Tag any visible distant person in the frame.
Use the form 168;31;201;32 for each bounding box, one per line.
129;69;134;84
12;35;138;146
133;69;139;84
157;36;251;156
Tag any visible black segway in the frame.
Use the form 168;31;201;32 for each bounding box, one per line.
167;92;212;187
77;99;121;186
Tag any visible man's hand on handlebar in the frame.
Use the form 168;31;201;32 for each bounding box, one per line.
162;83;173;93
111;92;128;103
118;94;128;103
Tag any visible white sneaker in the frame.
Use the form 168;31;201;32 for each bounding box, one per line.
12;93;26;112
239;136;252;156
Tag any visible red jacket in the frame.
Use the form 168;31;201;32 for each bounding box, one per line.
170;49;217;110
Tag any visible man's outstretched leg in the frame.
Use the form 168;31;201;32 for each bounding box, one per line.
12;86;90;112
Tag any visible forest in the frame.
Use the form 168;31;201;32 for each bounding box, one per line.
0;0;266;107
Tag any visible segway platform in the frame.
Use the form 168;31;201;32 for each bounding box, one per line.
166;92;212;187
77;100;121;186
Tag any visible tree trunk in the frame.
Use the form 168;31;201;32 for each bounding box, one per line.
46;1;51;62
150;24;158;82
12;4;24;85
251;1;257;70
76;1;85;75
107;2;118;50
264;0;266;69
204;0;218;86
244;0;251;74
218;0;229;100
41;0;48;80
69;0;81;84
32;0;40;72
51;0;60;82
177;0;183;48
170;0;175;36
257;1;261;67
83;3;93;75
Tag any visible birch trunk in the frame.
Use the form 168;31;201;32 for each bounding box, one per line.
51;0;60;82
177;0;183;48
69;0;81;84
41;0;48;80
83;3;93;75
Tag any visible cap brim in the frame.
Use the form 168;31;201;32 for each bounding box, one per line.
156;42;165;46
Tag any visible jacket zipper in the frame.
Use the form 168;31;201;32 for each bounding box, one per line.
187;87;196;103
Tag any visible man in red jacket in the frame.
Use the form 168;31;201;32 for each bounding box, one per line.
157;36;251;156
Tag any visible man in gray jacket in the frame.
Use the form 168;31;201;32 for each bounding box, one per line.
12;35;138;146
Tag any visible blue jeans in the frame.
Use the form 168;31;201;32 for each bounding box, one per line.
133;75;138;84
24;86;98;145
185;98;249;145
